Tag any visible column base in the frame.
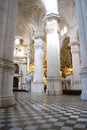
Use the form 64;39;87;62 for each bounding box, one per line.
46;77;62;95
81;92;87;100
0;96;16;108
80;67;87;100
27;82;31;92
31;82;44;94
71;83;82;90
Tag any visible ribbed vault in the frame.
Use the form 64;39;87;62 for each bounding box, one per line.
16;0;46;38
16;0;76;42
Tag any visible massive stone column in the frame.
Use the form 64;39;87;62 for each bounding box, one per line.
44;0;61;95
75;0;87;100
70;41;81;90
45;14;61;95
31;33;44;93
0;0;18;107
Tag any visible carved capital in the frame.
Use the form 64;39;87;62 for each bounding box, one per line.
44;13;60;33
35;32;44;40
34;33;44;49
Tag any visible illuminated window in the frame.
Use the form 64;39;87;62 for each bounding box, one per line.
64;26;67;34
15;38;20;44
61;26;67;36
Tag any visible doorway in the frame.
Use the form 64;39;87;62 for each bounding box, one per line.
13;77;19;91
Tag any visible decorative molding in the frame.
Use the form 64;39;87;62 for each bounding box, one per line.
34;33;44;49
44;13;59;21
47;76;60;81
44;13;60;34
0;57;15;71
35;32;44;40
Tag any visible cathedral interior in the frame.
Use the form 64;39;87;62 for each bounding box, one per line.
0;0;87;130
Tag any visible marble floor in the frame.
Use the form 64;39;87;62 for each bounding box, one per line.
0;92;87;130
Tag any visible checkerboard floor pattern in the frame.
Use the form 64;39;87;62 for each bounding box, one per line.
0;92;87;130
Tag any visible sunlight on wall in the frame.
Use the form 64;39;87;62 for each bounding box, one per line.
43;0;58;14
61;26;67;36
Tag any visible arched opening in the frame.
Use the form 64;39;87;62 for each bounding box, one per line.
14;63;19;74
60;36;72;94
13;77;19;91
60;36;72;78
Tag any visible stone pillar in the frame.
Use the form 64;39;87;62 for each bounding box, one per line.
26;77;31;92
44;0;61;95
27;45;30;72
18;77;21;90
45;14;61;95
0;0;18;107
26;72;33;92
31;33;44;93
75;0;87;100
70;42;81;90
21;63;27;90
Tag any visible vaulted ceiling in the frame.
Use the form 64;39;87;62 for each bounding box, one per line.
16;0;77;42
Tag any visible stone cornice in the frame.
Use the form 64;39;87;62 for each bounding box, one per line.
44;13;60;34
0;57;15;71
44;13;59;22
35;32;44;40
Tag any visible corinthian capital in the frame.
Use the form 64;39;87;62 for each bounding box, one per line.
44;13;60;33
34;32;44;49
